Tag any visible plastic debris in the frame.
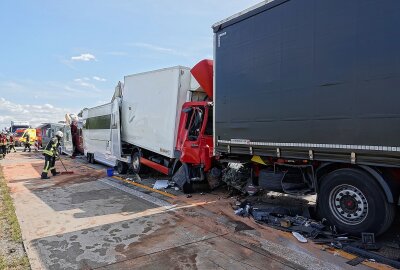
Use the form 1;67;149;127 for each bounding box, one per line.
346;257;364;266
234;208;245;216
292;232;307;243
153;180;169;190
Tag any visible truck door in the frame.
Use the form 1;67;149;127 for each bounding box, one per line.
111;98;122;159
180;106;205;165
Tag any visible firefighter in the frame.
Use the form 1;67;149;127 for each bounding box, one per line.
41;131;63;179
8;134;16;153
5;133;10;154
23;133;31;152
1;133;6;158
0;133;4;159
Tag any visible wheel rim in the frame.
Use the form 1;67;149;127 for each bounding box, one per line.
132;155;140;171
328;184;368;225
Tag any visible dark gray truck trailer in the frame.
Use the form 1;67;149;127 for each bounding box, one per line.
212;0;400;235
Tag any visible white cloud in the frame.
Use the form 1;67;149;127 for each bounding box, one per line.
71;53;96;62
74;78;90;83
131;42;174;53
127;42;187;57
73;77;104;90
3;81;24;90
106;51;127;56
64;86;81;93
0;97;73;129
80;82;95;88
92;76;106;82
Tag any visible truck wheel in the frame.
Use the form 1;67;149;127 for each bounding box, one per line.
318;168;395;236
117;161;128;174
131;152;143;174
89;153;95;164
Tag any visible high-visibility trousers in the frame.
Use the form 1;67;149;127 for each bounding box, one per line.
42;155;56;174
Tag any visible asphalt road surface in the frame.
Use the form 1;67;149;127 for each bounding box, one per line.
0;151;389;270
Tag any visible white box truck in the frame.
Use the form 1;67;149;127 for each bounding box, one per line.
111;66;193;174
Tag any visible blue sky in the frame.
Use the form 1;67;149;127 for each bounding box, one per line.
0;0;261;129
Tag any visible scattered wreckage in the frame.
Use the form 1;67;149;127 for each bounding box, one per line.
222;162;400;269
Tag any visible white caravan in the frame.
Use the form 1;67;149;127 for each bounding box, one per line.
82;103;117;167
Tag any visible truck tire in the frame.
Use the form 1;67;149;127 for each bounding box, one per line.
131;152;144;174
318;168;395;236
117;161;128;174
89;153;95;164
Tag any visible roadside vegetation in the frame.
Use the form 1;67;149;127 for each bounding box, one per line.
0;169;30;270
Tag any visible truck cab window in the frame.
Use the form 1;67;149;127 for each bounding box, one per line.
188;107;204;141
184;109;194;130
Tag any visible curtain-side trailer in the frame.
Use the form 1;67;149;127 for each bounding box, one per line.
211;0;400;235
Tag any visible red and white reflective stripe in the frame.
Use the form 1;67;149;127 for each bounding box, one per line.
218;140;400;152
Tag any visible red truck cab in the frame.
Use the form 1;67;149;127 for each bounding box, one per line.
176;101;213;172
175;60;215;182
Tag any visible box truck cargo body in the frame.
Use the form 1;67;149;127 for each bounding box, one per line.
212;0;400;235
82;103;117;167
121;67;191;159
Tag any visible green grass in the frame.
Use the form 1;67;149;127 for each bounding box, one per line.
0;171;22;243
0;168;30;270
0;255;7;270
0;255;30;270
8;256;30;269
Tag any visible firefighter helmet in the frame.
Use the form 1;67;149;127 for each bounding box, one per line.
55;131;64;138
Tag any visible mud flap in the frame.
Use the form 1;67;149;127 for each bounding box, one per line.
172;164;192;193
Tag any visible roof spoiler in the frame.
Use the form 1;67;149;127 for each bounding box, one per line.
191;59;213;100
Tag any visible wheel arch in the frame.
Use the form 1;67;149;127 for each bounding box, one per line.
316;162;394;203
131;147;141;156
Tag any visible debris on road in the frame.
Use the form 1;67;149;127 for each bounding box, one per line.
346;257;365;267
292;232;307;243
231;197;400;269
153;180;169;190
343;245;400;269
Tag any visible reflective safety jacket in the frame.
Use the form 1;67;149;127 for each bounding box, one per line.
43;137;60;157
